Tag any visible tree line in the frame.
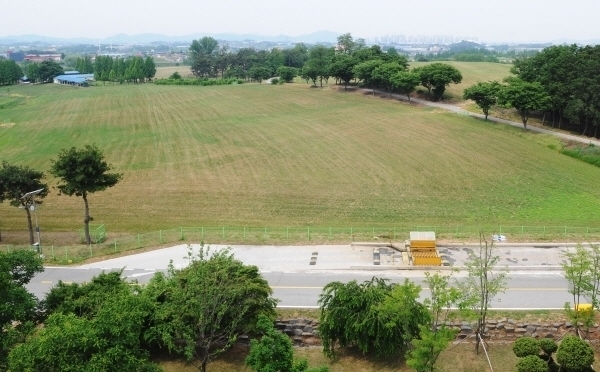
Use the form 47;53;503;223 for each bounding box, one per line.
93;55;156;84
0;59;23;86
464;44;600;137
185;33;463;101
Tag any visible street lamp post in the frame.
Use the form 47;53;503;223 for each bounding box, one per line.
21;188;44;253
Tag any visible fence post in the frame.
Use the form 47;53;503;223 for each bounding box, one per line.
65;247;68;262
51;246;54;260
159;230;163;244
222;226;225;239
564;226;567;238
286;227;289;242
244;227;246;240
308;227;310;241
372;227;375;237
90;245;93;258
137;234;141;248
180;227;184;240
329;227;331;240
264;227;267;240
114;239;117;252
202;227;204;239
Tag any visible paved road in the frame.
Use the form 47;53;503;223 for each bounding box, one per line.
361;88;600;147
27;267;572;309
27;241;577;309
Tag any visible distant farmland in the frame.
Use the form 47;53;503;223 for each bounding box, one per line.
1;80;599;234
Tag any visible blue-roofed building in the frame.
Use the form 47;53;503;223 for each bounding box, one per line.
53;74;94;87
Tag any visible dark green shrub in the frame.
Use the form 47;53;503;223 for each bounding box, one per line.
556;336;594;372
539;338;558;357
168;71;182;80
516;355;549;372
513;337;540;358
270;78;279;85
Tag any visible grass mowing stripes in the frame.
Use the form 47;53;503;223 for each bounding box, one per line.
0;81;599;235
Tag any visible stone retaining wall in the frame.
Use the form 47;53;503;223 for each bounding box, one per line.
269;318;598;347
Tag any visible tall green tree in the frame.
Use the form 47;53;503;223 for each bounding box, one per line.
144;246;276;372
190;37;219;58
498;79;551;129
144;56;156;81
406;272;463;372
0;250;43;370
372;62;405;96
560;244;600;337
336;33;355;54
249;66;271;84
459;234;508;354
463;81;502;120
276;66;298;83
37;60;63;83
318;277;428;359
391;70;421;102
305;45;333;87
49;144;122;245
0;161;48;245
353;59;384;94
328;54;356;90
413;63;463;101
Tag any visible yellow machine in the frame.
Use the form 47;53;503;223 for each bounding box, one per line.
409;231;442;266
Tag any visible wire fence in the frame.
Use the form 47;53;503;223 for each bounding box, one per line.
4;225;600;265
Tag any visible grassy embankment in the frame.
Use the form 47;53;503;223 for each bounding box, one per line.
1;69;600;245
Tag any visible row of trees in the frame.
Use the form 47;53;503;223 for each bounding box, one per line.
0;144;121;246
94;55;156;84
0;59;23;86
186;33;463;101
511;45;600;137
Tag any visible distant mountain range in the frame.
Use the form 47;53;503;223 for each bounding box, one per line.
0;30;342;45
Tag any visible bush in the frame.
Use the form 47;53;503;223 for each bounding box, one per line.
270;78;279;85
513;337;540;358
556;336;594;372
516;355;549;372
154;78;244;86
168;71;182;80
539;338;558;357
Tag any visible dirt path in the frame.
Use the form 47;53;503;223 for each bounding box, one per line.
360;88;600;147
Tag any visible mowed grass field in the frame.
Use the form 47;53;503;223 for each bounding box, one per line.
1;77;600;234
410;61;512;101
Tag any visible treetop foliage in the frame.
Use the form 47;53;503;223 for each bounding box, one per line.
318;277;428;359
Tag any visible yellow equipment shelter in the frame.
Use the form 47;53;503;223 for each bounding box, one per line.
409;231;442;266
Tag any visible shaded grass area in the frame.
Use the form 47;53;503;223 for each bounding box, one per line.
1;82;600;238
158;343;600;372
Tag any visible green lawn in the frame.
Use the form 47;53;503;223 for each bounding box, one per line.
409;61;512;101
1;81;599;235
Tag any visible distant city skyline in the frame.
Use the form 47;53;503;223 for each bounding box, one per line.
1;0;599;44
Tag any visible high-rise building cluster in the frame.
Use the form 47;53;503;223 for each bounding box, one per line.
366;34;479;45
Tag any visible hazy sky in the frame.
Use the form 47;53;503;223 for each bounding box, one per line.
1;0;598;43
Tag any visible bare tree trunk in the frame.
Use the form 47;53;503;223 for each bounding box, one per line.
542;111;546;126
83;192;91;245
